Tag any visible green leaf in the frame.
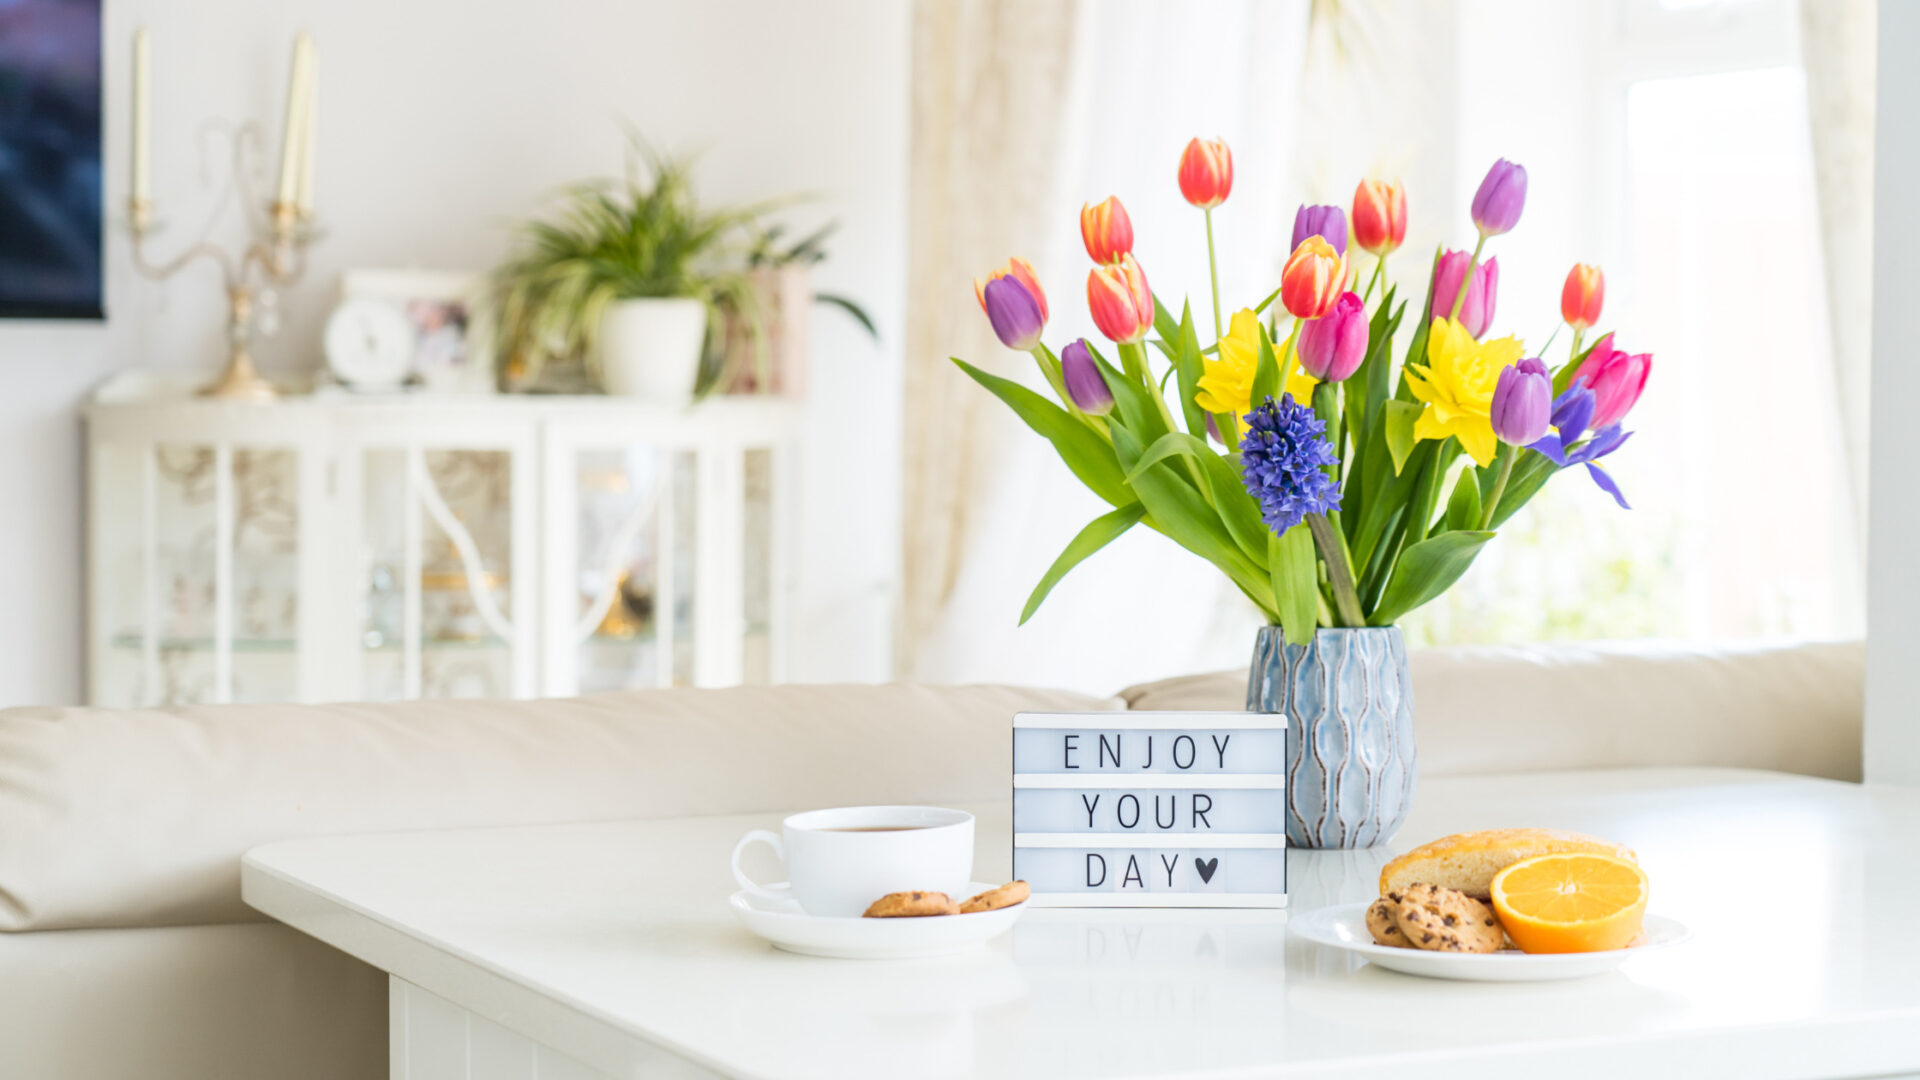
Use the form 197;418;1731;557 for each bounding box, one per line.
1086;341;1170;448
1251;321;1280;406
1152;295;1181;347
1383;400;1422;474
1485;452;1560;529
1020;503;1146;624
1370;529;1495;626
952;358;1130;507
1112;424;1273;618
1173;301;1210;438
1443;463;1483;533
814;293;879;340
1251;284;1284;316
1270;526;1320;647
1126;431;1267;564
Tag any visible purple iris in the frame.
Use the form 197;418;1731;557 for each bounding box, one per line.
1239;394;1341;534
1291;204;1348;257
1527;384;1632;509
1060;338;1114;416
1471;159;1527;237
982;275;1045;351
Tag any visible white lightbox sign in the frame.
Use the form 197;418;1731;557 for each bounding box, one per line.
1012;712;1287;908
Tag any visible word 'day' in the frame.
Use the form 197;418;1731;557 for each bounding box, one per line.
1012;712;1287;908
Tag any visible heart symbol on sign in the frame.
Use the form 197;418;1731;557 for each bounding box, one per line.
1195;857;1219;884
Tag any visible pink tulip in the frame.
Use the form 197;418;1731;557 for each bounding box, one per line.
1297;292;1369;382
1573;333;1652;429
1429;250;1498;338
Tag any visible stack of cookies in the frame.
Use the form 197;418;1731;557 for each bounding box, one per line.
862;880;1029;918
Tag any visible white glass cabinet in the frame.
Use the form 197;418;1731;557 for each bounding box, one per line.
84;372;795;706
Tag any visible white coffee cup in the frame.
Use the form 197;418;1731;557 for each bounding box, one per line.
730;805;975;917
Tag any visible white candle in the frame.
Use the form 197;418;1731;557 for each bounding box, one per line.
131;28;150;205
275;33;313;209
295;40;316;216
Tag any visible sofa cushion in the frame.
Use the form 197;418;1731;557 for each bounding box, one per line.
1119;640;1863;782
0;683;1117;932
0;922;383;1080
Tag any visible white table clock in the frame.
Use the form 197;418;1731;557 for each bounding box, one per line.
324;297;417;390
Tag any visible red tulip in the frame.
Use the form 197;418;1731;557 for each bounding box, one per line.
1087;253;1154;344
1561;263;1604;330
1178;138;1233;209
1079;196;1134;265
1351;178;1407;257
1280;236;1344;320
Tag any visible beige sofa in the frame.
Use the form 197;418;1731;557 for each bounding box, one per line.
0;640;1861;1078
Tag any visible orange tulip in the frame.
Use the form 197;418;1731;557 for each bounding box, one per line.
973;256;1048;323
1080;196;1134;265
1280;236;1345;320
1178;138;1233;209
1351;178;1407;257
1561;263;1604;330
1087;253;1154;344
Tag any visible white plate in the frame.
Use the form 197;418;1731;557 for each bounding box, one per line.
1290;901;1690;981
730;881;1026;960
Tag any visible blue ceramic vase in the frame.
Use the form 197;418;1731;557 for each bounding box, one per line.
1246;625;1415;849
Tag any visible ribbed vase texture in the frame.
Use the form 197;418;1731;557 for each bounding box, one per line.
1246;626;1416;849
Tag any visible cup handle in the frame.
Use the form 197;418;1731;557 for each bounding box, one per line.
730;829;789;902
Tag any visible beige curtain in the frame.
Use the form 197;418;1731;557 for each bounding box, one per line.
1799;0;1876;556
897;0;1080;677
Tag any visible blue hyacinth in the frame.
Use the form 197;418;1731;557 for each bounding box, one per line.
1239;394;1341;534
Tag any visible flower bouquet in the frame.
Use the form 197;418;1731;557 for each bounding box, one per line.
957;144;1653;847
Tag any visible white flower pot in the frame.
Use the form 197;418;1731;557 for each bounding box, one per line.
595;297;708;401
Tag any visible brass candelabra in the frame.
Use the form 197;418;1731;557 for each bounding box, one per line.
125;123;319;402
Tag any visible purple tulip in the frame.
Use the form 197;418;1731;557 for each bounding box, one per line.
1429;251;1499;337
1060;338;1114;416
1471;159;1527;237
1297;291;1369;382
1291;204;1348;257
982;275;1045;351
1490;358;1551;446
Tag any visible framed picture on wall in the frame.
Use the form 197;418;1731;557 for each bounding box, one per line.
0;0;105;319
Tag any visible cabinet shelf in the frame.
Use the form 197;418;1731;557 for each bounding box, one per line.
86;371;795;706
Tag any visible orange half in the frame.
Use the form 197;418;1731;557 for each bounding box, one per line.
1490;852;1648;954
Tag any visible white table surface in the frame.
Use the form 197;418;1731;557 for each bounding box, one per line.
242;767;1920;1080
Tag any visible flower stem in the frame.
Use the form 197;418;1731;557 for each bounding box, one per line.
1307;513;1365;626
1121;339;1202;487
1568;325;1586;368
1204;207;1224;342
1479;445;1518;529
1361;254;1386;305
1448;233;1487;323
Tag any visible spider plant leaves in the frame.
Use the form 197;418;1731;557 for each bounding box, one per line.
1020;503;1146;625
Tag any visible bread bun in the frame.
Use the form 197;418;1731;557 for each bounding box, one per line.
1379;828;1636;900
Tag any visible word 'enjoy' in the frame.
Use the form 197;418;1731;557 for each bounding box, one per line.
1062;733;1231;770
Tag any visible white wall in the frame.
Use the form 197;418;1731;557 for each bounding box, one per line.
0;0;907;705
1866;0;1918;784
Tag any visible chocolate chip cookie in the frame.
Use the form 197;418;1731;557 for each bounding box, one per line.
1366;894;1414;948
1392;882;1503;953
862;890;958;917
958;880;1029;913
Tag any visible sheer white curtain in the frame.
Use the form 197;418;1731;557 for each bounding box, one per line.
901;0;1455;693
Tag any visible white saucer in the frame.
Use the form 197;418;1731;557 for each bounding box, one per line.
1290;901;1690;982
730;881;1026;959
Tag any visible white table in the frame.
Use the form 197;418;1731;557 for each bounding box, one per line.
242;767;1920;1080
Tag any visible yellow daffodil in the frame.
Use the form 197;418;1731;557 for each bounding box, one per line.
1197;309;1318;433
1405;317;1526;466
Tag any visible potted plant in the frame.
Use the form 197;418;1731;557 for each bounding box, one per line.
490;140;759;400
957;144;1652;848
711;221;878;396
